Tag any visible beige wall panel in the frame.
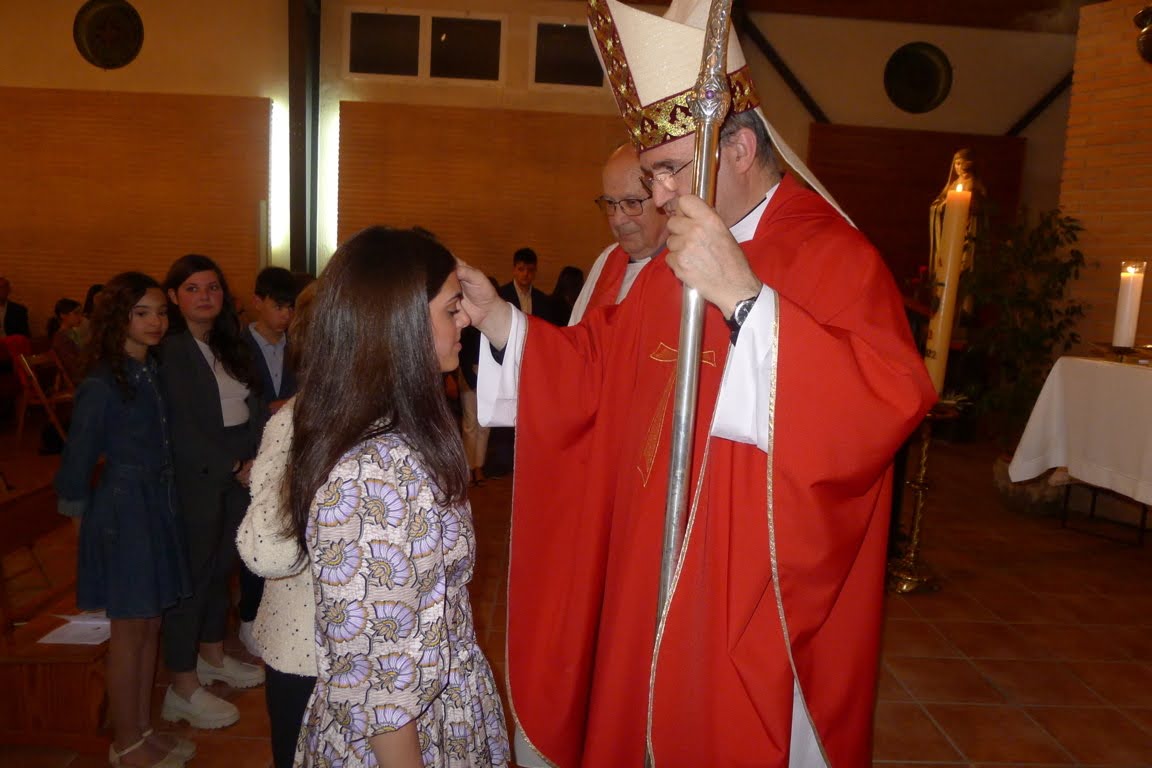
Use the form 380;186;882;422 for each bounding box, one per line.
0;87;270;333
337;101;628;291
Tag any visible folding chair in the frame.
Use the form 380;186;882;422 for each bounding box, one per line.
16;350;75;443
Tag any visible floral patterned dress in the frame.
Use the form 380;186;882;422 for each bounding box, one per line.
296;434;509;767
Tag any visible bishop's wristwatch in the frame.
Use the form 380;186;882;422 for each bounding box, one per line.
726;294;759;345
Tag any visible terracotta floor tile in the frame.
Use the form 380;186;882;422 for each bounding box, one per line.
923;704;1072;764
1068;661;1152;707
1011;623;1132;661
903;590;1000;622
971;660;1102;706
1010;567;1108;596
1050;593;1143;625
967;589;1079;624
1026;706;1152;764
876;663;913;702
882;619;962;658
886;657;1004;704
932;621;1052;660
1106;624;1152;661
1124;708;1152;734
168;738;273;767
884;594;921;620
872;701;962;762
0;745;73;768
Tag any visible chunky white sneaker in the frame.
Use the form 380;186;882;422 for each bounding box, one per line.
161;686;239;730
238;620;262;658
197;654;265;688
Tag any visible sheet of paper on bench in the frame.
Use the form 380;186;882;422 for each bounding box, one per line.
38;612;111;645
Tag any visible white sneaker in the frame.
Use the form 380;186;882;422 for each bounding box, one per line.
238;620;261;658
161;686;239;730
197;654;265;688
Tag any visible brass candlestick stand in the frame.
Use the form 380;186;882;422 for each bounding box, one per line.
887;403;957;594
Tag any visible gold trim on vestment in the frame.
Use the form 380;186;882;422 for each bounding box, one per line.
645;434;713;765
761;291;833;765
640;344;717;486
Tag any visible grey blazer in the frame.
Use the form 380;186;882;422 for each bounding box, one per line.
158;331;265;507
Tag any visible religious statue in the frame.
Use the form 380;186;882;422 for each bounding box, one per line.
923;148;986;394
929;148;985;274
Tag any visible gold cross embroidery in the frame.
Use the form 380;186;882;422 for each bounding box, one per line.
638;342;718;486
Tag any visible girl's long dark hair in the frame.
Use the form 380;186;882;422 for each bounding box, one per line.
86;273;159;400
287;227;468;551
163;254;257;389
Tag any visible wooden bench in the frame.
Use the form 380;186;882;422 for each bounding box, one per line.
0;483;108;753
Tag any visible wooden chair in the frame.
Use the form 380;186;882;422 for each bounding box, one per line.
15;350;75;443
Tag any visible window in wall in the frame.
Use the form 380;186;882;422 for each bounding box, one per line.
884;42;952;114
534;22;603;87
430;17;502;81
348;12;420;76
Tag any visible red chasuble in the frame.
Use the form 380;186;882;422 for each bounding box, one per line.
506;175;936;767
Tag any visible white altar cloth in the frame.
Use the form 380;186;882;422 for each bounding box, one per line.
1009;356;1152;505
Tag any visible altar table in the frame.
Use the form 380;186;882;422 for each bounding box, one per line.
1009;356;1152;506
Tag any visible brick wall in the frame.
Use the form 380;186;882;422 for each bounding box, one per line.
0;87;270;334
1061;0;1152;346
338;101;627;291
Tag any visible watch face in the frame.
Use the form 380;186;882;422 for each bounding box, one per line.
734;297;755;325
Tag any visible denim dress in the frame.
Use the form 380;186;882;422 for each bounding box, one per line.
54;358;191;618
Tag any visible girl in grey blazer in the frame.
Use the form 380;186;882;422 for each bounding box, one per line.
157;254;267;731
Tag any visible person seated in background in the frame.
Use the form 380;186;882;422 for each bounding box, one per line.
547;266;585;326
49;298;86;382
0;277;31;338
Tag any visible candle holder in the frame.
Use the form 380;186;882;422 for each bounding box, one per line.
887;403;958;594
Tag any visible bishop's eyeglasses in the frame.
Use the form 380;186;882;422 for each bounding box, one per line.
593;195;652;216
639;157;695;193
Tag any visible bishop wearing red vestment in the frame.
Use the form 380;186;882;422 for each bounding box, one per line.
458;2;937;766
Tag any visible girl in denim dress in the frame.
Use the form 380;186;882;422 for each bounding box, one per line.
55;272;194;768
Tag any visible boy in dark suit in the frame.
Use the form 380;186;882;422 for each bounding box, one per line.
244;267;299;417
497;248;555;323
238;267;299;654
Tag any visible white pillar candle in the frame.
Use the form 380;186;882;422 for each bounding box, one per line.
924;183;972;393
1112;261;1146;349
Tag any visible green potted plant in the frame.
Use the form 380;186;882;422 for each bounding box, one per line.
953;209;1093;451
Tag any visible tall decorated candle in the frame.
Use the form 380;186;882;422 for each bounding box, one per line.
1112;261;1146;349
924;182;972;393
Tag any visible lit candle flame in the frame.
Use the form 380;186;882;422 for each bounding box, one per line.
954;182;965;192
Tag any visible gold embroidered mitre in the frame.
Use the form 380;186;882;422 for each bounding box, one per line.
585;0;853;223
586;0;759;151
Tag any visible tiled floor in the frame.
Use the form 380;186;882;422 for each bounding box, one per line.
2;421;1151;766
